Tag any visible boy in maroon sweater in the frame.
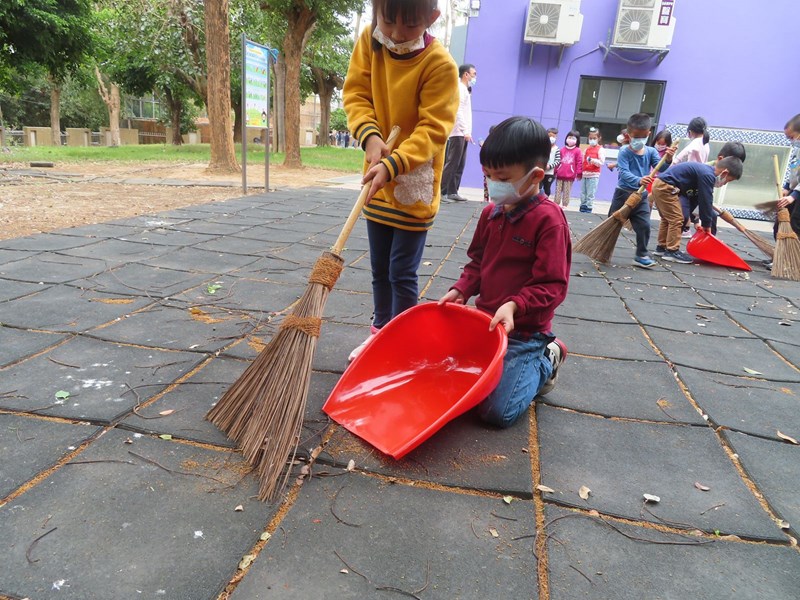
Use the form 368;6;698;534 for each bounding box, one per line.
439;116;571;428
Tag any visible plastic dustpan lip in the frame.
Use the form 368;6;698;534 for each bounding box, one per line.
686;230;751;271
323;302;508;459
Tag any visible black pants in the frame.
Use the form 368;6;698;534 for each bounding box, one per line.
441;136;468;196
542;174;555;197
609;187;652;258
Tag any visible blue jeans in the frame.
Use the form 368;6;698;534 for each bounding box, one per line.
367;219;428;329
478;333;554;428
580;176;599;210
609;186;651;258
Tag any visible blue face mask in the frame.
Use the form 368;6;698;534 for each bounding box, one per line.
487;167;536;205
629;137;648;151
792;138;800;148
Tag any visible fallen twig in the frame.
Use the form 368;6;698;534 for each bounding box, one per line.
330;486;362;528
48;357;82;369
700;502;726;516
26;527;57;564
128;451;227;484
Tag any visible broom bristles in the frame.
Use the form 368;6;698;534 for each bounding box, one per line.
573;192;642;263
772;208;800;281
715;208;775;259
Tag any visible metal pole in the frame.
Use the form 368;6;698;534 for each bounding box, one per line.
241;33;247;195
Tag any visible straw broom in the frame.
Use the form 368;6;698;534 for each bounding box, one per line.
771;154;800;281
574;143;676;263
207;126;401;500
713;206;774;259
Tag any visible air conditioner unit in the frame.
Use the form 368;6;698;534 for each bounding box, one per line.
524;1;584;46
612;0;676;50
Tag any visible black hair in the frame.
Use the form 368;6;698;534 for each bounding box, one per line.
458;64;475;78
371;0;438;51
627;113;652;133
587;126;601;140
565;130;580;144
547;127;558;135
480;116;550;171
717;156;743;180
718;141;746;163
688;117;707;135
785;113;800;133
653;129;672;146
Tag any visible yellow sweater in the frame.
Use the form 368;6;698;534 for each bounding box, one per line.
343;27;459;231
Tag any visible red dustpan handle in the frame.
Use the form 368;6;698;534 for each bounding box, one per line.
331;126;401;256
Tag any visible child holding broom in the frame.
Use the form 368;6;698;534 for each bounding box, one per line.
609;112;675;268
650;157;744;263
438;117;571;428
776;114;800;239
343;0;459;361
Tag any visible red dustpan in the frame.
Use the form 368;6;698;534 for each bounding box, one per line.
323;302;507;459
686;230;751;271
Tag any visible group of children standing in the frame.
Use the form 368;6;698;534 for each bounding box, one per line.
543;127;605;214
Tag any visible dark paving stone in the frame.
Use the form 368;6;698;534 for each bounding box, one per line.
50;222;146;239
727;312;799;346
322;289;374;325
0;428;277;600
90;303;256;353
163;220;255;236
191;234;277;256
597;262;682;286
770;341;800;368
232;254;331;286
170;278;304;314
69;262;212;298
536;405;782;540
724;431;800;538
142;246;260;274
607;280;705;308
0;279;47;302
545;505;800;600
643;326;800;382
552;316;659;361
231;473;538;600
625;298;754;338
333;263;373;294
57;238;171;265
673;271;779;297
0;414;100;498
556;294;634;324
0;286;152;332
0;253;108;284
231;224;313;245
0;248;36;265
0;234;97;252
323;408;533;495
419;274;459;302
106;215;191;229
542;355;703;424
758;277;800;302
698;289;797;319
0;327;68;368
0;336;201;423
678;367;800;440
565;274;617;297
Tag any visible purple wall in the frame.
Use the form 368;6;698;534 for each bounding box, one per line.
461;0;796;200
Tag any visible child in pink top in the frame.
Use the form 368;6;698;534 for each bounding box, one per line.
553;129;583;207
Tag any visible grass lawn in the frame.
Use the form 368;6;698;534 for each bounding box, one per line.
0;144;364;172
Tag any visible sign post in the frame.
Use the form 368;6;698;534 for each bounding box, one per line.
241;35;273;194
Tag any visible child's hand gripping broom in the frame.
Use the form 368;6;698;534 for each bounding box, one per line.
712;206;774;259
574;142;677;263
207;126;401;501
771;154;800;281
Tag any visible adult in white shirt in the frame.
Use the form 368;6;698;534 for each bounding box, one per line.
441;63;476;202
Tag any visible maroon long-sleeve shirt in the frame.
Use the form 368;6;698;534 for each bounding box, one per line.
452;193;571;338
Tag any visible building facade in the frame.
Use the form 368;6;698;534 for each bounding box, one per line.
461;0;796;206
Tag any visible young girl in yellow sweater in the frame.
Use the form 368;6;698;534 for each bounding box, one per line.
343;0;459;361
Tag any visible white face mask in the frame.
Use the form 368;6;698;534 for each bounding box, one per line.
549;136;557;144
588;139;598;147
715;172;728;188
372;27;425;55
617;134;626;144
566;136;577;147
487;167;537;206
470;76;477;86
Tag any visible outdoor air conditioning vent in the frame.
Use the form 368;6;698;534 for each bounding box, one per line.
524;0;583;46
612;0;676;50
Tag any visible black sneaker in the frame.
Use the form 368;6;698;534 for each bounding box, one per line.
540;339;567;396
653;245;667;257
662;249;693;264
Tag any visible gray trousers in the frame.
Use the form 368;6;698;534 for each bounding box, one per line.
441;136;468;196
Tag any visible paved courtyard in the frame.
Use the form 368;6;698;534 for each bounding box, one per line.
1;185;799;599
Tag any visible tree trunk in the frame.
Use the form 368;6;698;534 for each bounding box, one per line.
165;89;183;146
95;66;121;147
281;8;316;168
274;54;286;153
49;80;62;146
317;88;332;147
204;0;239;173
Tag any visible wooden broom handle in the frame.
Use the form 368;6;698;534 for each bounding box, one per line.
773;154;784;198
331;126;401;256
636;140;679;194
713;206;745;232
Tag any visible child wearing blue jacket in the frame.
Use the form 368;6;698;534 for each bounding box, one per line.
609;113;674;268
